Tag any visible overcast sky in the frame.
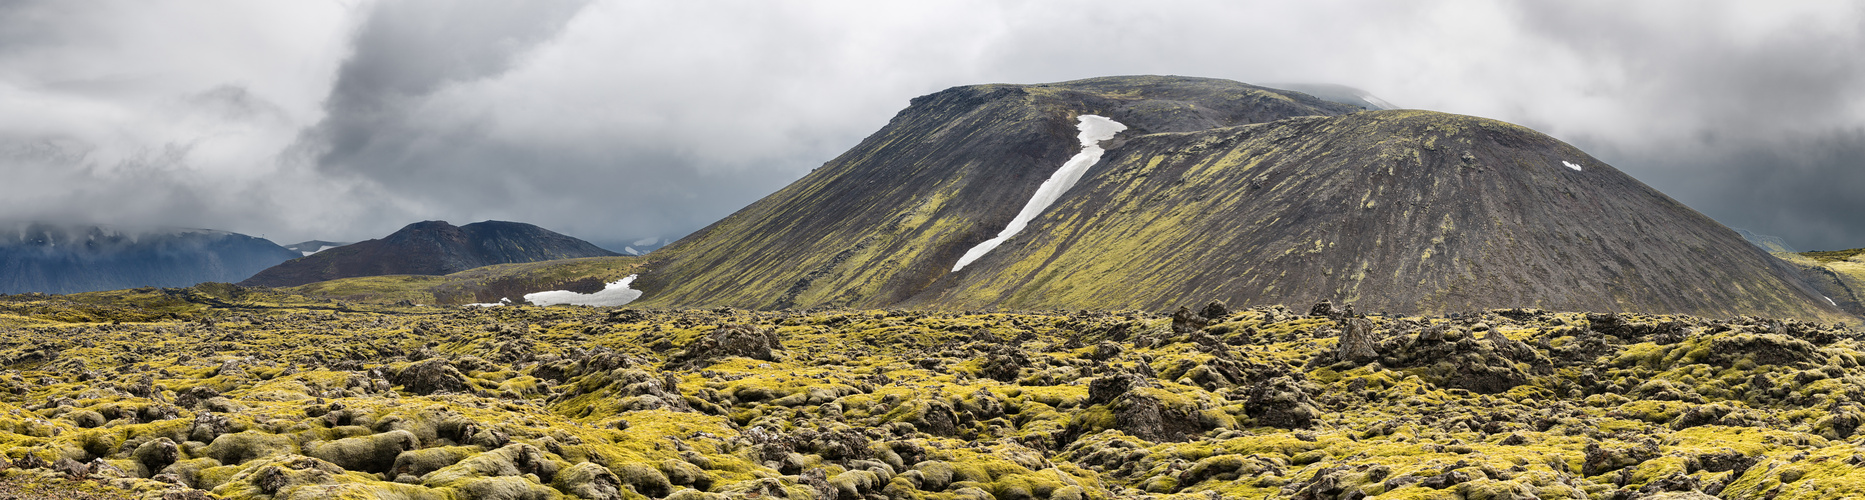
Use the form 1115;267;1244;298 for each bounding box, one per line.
2;1;1861;251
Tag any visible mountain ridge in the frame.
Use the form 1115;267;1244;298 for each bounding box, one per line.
0;222;298;294
239;220;618;288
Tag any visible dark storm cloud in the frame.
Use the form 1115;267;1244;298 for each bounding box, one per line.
287;1;971;248
1500;1;1865;250
307;0;587;177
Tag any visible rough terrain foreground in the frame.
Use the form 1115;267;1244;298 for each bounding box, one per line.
6;286;1865;499
625;76;1848;324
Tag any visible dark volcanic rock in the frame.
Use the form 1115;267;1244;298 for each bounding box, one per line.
671;324;783;367
390;358;471;395
1331;317;1378;365
1377;323;1551;394
239;220;618;287
1246;375;1320;429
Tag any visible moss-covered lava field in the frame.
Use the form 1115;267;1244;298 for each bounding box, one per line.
4;286;1865;499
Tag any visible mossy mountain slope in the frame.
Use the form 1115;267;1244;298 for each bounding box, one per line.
634;76;1847;323
913;110;1848;322
241;221;619;288
1778;249;1865;318
633;76;1361;310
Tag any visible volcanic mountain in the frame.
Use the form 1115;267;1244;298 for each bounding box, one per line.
0;223;298;294
240;220;618;288
630;75;1850;322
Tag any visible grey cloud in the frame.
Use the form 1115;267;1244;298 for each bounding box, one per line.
3;1;1864;253
1500;1;1865;250
308;0;589;175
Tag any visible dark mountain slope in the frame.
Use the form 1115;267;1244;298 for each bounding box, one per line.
630;76;1849;323
240;221;618;288
907;109;1846;321
633;76;1360;309
0;223;297;294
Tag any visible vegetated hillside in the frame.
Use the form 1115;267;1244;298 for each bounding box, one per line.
240;221;618;288
1777;248;1865;317
0;223;298;294
633;75;1362;310
2;289;1865;499
630;76;1850;324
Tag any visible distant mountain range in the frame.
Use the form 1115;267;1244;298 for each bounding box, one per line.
0;223;298;294
239;220;619;288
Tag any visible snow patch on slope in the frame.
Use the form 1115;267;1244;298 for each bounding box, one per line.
524;275;644;307
1830;296;1840;307
300;245;341;257
1562;161;1583;171
952;115;1127;272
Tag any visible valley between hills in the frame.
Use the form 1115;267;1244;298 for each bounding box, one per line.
5;76;1865;500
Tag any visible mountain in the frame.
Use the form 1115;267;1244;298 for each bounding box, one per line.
633;75;1361;309
0;223;298;294
283;240;351;257
630;75;1850;322
239;220;619;288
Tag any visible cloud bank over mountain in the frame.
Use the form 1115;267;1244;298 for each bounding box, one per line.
1;1;1861;250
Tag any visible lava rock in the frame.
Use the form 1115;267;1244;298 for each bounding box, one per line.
671;324;783;366
390;358;471;395
1246;375;1320;429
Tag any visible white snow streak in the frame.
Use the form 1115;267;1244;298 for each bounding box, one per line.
1829;296;1840;307
1562;161;1583;171
952;115;1126;272
524;275;644;307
